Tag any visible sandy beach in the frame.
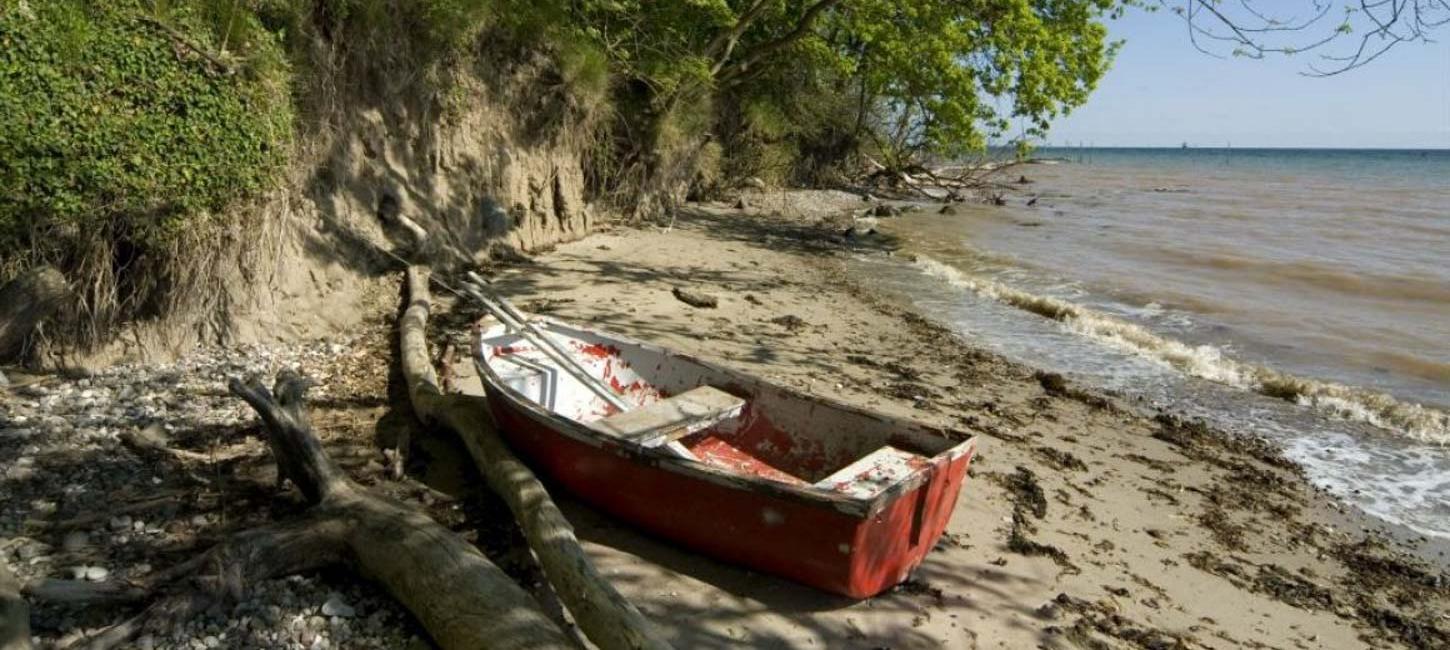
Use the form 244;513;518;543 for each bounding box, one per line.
449;192;1450;649
3;192;1447;649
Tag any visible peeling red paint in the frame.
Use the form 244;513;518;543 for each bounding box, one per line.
713;405;841;481
687;435;807;486
575;342;621;359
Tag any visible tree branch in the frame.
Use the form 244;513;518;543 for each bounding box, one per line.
1168;0;1446;75
717;0;844;84
706;0;775;75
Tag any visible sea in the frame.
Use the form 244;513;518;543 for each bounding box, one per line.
849;147;1450;539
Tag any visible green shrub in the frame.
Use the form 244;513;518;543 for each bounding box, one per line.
0;0;293;261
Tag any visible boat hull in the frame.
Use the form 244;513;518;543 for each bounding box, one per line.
486;388;975;598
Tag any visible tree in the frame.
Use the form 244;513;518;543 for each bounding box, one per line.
1162;1;1450;75
506;1;1125;200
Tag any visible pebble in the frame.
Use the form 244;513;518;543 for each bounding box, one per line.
1;339;416;649
5;458;34;481
15;541;42;560
321;594;355;618
68;565;109;581
61;531;89;551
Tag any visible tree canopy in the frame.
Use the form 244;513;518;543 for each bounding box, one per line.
527;0;1126;172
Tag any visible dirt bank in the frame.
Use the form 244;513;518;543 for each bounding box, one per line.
3;192;1446;649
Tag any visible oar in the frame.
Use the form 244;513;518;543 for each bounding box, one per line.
459;279;629;412
461;275;697;460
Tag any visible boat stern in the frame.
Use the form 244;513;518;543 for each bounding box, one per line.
839;438;977;598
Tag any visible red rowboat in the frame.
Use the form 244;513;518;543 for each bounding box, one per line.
473;315;978;598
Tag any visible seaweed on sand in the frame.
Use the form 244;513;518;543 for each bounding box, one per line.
1031;370;1120;411
1183;551;1334;610
1334;538;1450;649
1151;414;1296;471
1195;502;1249;552
1185;546;1450;650
1007;510;1077;571
1043;593;1199;650
993;466;1047;518
1120;453;1176;473
1034;446;1088;472
991;466;1078;572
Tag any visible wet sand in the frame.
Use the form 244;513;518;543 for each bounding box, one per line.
461;192;1450;649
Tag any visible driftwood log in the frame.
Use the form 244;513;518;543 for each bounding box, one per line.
226;373;572;649
24;371;572;650
855;155;1028;203
0;266;68;362
400;266;672;650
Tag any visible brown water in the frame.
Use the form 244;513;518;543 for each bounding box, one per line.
896;150;1450;423
852;148;1450;538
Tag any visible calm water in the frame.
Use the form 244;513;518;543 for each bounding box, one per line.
851;148;1450;538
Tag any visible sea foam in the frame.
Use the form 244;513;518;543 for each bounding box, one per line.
913;255;1450;444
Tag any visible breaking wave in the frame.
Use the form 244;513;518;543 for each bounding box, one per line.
912;255;1450;444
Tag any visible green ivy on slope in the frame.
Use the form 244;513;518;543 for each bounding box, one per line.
0;0;293;258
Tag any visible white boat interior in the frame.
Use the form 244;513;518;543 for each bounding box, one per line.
475;317;971;498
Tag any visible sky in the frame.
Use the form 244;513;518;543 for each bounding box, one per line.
1043;6;1450;149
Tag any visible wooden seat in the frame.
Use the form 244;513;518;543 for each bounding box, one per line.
591;386;745;447
814;446;924;499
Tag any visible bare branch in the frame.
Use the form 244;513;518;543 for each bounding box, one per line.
1163;0;1447;75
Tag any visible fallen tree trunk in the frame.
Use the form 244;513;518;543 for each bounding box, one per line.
31;371;573;650
227;372;573;650
0;266;69;362
400;266;672;650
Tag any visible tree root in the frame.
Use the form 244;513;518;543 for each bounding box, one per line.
1;559;30;650
0;265;70;363
26;371;573;650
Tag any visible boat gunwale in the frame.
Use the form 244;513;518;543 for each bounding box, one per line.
472;314;979;519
